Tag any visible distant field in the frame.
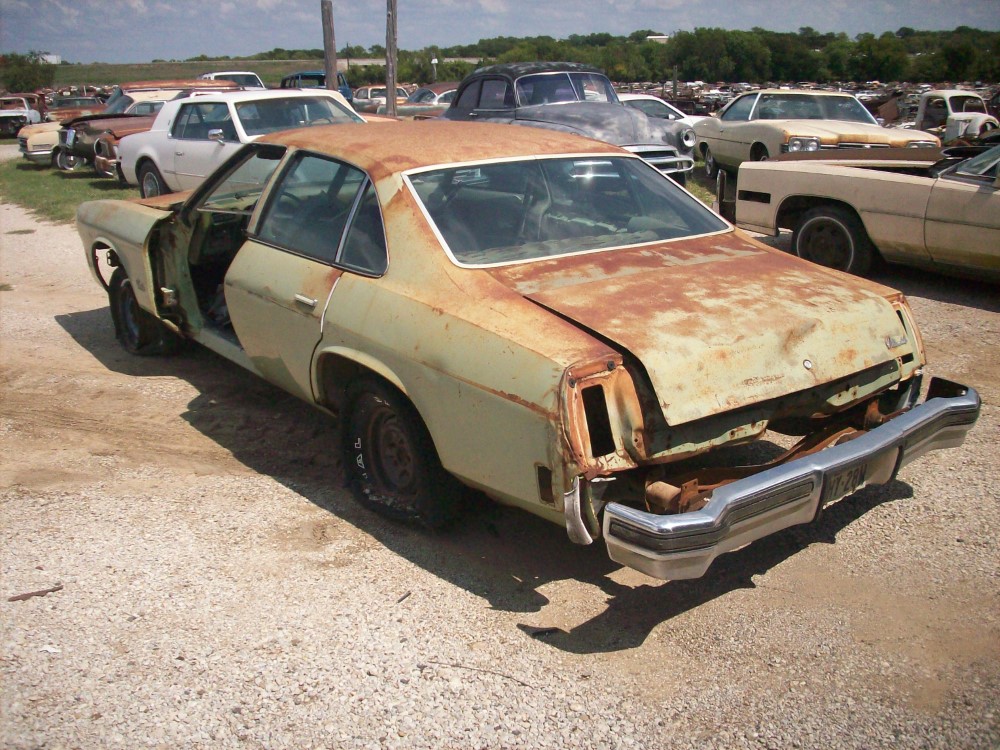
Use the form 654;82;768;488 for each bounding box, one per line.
52;59;363;88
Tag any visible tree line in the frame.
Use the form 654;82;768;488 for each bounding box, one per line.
4;25;997;93
246;26;1000;85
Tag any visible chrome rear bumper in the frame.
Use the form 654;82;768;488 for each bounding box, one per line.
602;377;980;580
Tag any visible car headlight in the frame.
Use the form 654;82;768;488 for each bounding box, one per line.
786;136;820;152
680;128;696;150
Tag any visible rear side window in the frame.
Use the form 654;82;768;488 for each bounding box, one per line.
455;80;481;109
172;102;236;141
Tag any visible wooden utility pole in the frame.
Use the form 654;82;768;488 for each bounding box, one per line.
321;1;339;93
385;0;398;117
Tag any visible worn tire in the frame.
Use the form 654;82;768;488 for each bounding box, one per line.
792;205;874;276
138;162;169;199
703;146;719;178
345;380;461;528
108;267;181;355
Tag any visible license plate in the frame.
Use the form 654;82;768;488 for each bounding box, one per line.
821;463;867;504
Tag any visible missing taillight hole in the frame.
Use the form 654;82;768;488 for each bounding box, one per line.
582;385;615;457
536;466;554;505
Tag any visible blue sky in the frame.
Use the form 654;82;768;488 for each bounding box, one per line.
3;0;999;64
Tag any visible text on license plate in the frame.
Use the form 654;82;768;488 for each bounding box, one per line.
821;463;868;504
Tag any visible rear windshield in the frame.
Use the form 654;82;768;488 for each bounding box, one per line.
408;155;727;267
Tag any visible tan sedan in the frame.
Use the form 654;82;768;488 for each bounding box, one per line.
734;145;1000;277
695;89;939;177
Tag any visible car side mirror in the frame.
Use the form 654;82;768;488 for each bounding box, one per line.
208;128;225;142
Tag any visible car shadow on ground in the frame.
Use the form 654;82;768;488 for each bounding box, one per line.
58;306;916;655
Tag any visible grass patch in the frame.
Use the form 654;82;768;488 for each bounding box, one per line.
0;158;138;224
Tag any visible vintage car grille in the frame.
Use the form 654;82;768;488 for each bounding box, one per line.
623;146;694;175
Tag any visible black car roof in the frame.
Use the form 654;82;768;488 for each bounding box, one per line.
468;61;605;79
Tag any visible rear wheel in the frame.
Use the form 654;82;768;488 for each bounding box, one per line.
792;206;874;276
108;267;181;355
344;380;461;528
138;162;169;198
703;146;719;178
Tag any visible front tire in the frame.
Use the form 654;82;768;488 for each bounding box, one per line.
792;206;874;276
108;267;180;355
345;380;461;528
138;162;169;198
55;147;86;172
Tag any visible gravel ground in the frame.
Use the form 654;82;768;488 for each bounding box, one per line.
1;143;998;749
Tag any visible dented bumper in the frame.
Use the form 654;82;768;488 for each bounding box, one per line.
602;377;980;580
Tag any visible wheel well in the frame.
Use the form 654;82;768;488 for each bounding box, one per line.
750;142;769;160
777;196;860;233
315;353;407;419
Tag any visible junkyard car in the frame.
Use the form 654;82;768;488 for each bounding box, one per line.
119;89;364;197
442;62;696;184
733;145;1000;277
43;95;105;122
912;89;999;142
618;93;705;128
695;89;940;177
279;70;353;103
57;79;237;172
394;82;458;118
352;85;408;113
77;121;980;581
198;71;266;89
0;95;42;137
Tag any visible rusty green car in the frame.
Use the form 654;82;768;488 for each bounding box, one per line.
77;121;980;580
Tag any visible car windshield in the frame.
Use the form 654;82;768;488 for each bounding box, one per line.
217;74;262;88
515;72;618;106
236;96;362;136
408;155;728;267
52;97;99;108
753;94;878;124
953;144;1000;178
624;98;682;120
103;95;136;115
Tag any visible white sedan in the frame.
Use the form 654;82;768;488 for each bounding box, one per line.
617;93;705;128
119;89;367;197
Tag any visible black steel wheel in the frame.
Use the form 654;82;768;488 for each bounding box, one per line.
792;205;874;276
345;380;461;528
138;162;169;198
108;267;180;355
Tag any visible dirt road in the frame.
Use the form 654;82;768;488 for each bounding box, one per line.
1;173;998;748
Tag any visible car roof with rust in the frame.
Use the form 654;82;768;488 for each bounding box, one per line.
467;62;605;79
117;79;238;91
261;120;625;179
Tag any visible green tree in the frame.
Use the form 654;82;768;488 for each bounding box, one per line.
0;52;56;92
